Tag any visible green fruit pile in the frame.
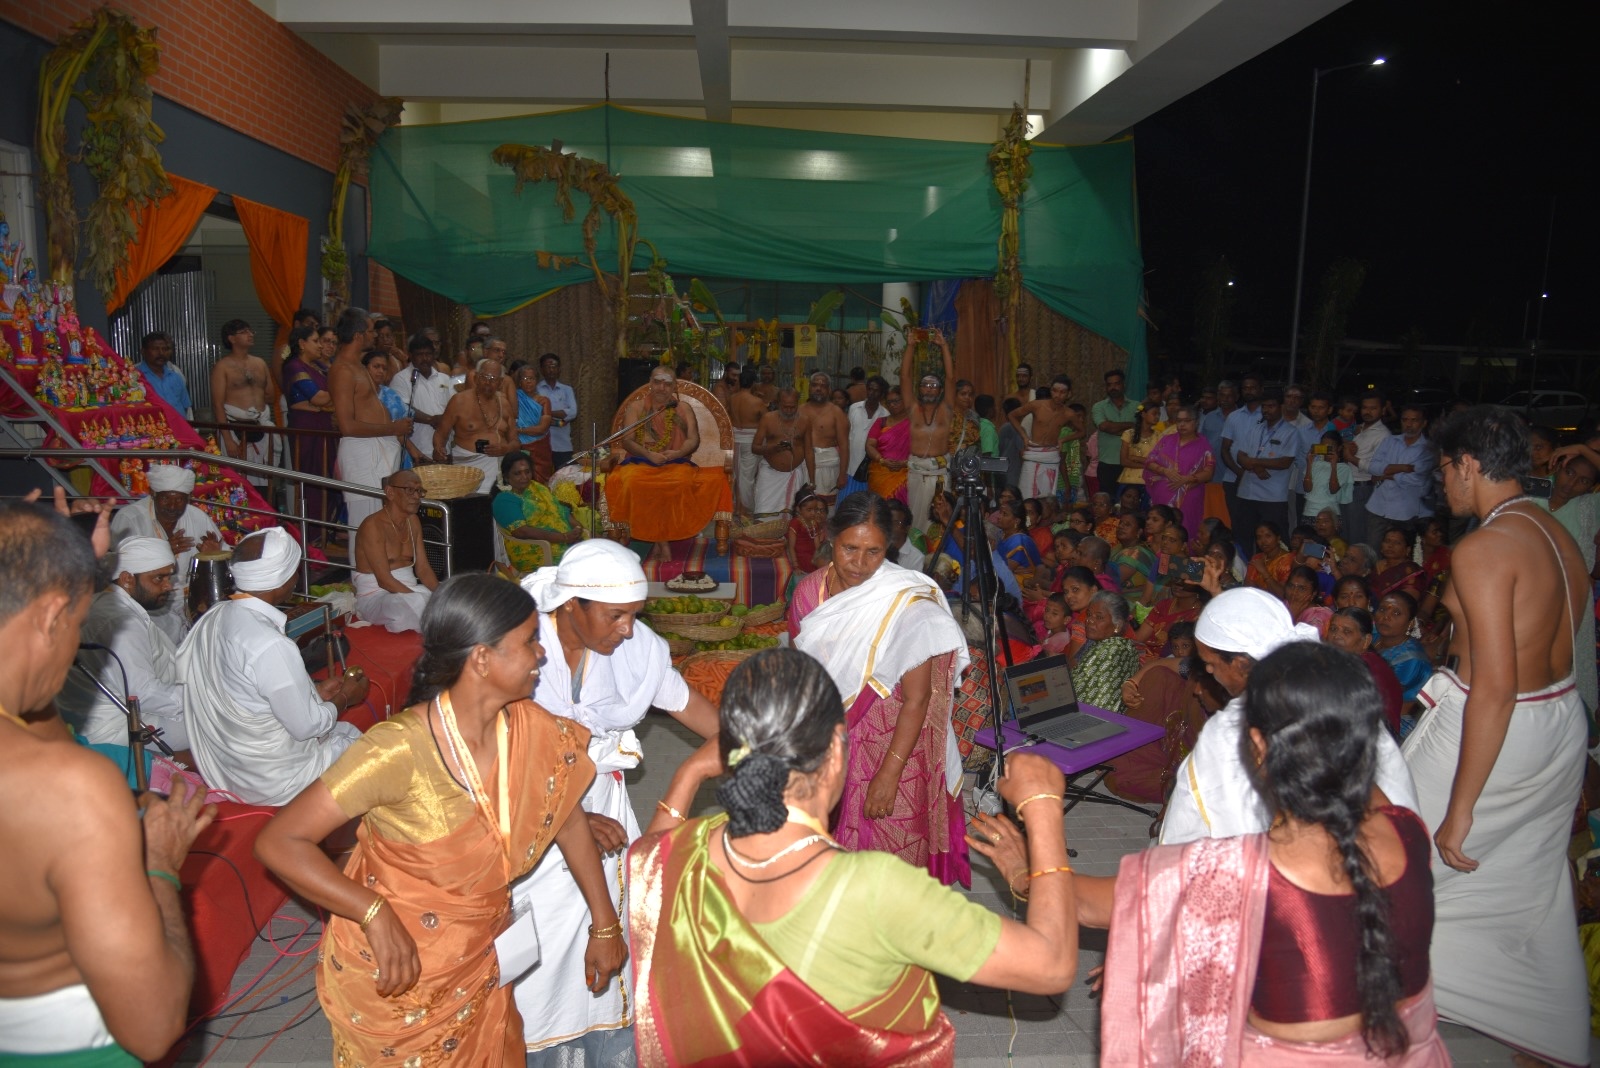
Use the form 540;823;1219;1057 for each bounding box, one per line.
695;634;780;652
645;595;728;615
728;602;782;617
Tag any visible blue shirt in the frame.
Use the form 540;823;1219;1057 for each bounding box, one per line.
1199;406;1231;479
1235;416;1298;503
1218;404;1262;485
536;380;578;453
1366;433;1437;521
136;362;192;417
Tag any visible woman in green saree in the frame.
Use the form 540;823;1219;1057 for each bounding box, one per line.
627;649;1078;1066
491;450;591;575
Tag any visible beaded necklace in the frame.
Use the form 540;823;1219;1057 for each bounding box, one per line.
635;407;676;451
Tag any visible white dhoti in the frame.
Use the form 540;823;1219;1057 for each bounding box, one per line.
449;446;501;495
352;567;431;633
1020;446;1062;499
223;404;276;484
0;983;119;1057
336;436;401;561
732;427;758;512
811;445;841;497
752;459;807;515
906;454;946;529
513;728;638;1053
1402;668;1590;1066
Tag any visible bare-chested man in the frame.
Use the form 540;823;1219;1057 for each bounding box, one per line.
1402;407;1590;1066
727;366;767;513
435;358;513;494
902;328;956;529
330;307;410;552
1009;374;1074;499
845;366;868;404
353;468;439;633
802;371;850;504
752;388;814;515
754;365;779;409
711;363;739;412
0;498;214;1063
210;319;275;481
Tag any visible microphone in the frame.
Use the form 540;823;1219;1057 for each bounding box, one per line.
665;398;679;409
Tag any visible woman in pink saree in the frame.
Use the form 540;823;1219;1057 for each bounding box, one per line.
790;493;972;886
1145;404;1215;540
972;642;1450;1066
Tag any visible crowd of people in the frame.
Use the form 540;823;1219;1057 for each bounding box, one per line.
5;336;1597;1067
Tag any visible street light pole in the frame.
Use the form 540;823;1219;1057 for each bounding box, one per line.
1286;58;1385;386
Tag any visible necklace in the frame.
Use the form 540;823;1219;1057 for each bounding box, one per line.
1;702;27;728
919;403;937;427
723;831;834;870
1483;494;1528;526
635;407;676;451
475;391;499;431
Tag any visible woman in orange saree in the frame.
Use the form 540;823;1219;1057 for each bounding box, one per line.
256;574;627;1065
628;649;1080;1067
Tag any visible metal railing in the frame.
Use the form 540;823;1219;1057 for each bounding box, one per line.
0;445;466;592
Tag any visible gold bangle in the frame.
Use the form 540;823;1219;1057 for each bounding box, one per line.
884;749;907;765
1028;865;1075;880
1014;793;1063;820
588;921;623;939
359;896;387;931
656;800;686;822
1007;870;1031;901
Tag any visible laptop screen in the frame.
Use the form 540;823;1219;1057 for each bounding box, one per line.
1004;655;1079;726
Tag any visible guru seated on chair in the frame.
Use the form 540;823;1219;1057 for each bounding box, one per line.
604;366;733;553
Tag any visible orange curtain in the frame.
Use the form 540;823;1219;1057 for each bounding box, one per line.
107;174;217;313
234;195;309;354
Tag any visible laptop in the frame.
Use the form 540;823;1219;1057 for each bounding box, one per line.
1003;654;1127;749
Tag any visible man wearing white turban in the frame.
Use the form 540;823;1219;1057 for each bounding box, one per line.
511;540;720;1063
56;536;190;776
1160;586;1419;845
179;528;372;806
109;464;223;646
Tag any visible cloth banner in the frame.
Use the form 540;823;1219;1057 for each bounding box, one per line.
108;174;218;313
234;195;309;355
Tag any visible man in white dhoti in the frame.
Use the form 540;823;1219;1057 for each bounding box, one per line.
728;366;766;512
903;331;958;529
1162;586;1418;846
513;541;719;1063
352;470;438;633
1401;407;1591;1067
803;371;850;507
57;536;189;764
210;319;278;484
181;528;370;806
109;463;223;646
905;454;945;535
1008;374;1075;499
330;308;409;557
434;359;514;494
751;388;812;515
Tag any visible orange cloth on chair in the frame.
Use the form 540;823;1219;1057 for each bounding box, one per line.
605;462;732;542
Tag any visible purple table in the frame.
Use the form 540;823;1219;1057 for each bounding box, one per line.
974;704;1165;821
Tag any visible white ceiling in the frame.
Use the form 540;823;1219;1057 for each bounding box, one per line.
263;0;1349;143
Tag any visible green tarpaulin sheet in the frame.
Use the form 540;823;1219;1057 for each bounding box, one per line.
370;104;1144;363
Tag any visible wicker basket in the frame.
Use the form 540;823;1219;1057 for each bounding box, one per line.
658;633;696;657
736;516;787;540
643;603;729;628
416;463;486;500
740;602;786;627
671;616;745;643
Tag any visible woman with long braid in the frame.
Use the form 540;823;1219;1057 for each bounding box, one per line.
974;642;1448;1065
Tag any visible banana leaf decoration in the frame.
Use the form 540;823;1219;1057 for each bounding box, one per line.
689;278;725;325
988;105;1032;384
806;288;845;328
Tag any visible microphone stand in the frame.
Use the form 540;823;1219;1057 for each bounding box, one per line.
68;657;175;792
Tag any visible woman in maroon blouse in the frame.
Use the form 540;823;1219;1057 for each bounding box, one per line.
975;641;1447;1065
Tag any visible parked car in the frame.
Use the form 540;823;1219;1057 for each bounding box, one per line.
1497;390;1594;432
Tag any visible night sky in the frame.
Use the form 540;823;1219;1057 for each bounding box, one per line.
1132;0;1597;364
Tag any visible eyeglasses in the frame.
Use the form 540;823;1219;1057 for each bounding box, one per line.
393;485;425;495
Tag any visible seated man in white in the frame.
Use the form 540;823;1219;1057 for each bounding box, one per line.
180;527;370;806
109;463;222;646
1160;586;1419;845
56;535;189;766
352;468;438;632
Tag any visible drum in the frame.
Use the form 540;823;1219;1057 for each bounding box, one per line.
188;550;234;619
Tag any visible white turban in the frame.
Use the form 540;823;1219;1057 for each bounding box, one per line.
520;539;648;613
146;464;195;494
114;535;176;577
231;527;301;592
1195;587;1322;661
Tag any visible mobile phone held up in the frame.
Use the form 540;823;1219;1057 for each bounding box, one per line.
1181;557;1207;582
1523;475;1553;499
1301;541;1327;560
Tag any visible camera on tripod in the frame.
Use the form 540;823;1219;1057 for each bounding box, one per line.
951;447;1008;488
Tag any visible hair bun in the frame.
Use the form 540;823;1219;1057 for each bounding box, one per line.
716;753;790;838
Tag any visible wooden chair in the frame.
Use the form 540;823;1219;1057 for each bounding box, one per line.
610;380;735;550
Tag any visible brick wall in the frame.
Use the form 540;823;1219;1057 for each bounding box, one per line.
5;0;379;175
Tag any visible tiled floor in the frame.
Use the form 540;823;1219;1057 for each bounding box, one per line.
175;716;1585;1066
